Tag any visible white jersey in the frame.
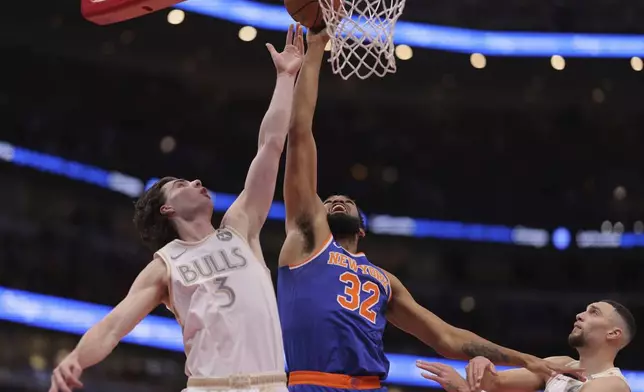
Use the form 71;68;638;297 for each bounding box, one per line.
155;226;285;378
545;361;630;392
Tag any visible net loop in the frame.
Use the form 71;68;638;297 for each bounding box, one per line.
318;0;406;80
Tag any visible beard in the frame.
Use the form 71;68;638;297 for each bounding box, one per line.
568;332;586;348
327;213;361;239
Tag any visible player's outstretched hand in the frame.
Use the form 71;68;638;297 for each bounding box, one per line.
524;355;586;382
266;24;304;76
49;353;84;392
306;27;330;47
416;360;470;392
465;356;497;391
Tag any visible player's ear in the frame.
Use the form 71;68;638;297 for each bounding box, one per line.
606;327;623;342
358;228;366;238
160;205;175;217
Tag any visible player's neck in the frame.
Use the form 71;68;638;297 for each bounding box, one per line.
337;237;359;254
577;347;617;376
174;215;215;243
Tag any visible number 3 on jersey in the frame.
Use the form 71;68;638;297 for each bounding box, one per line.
337;271;380;324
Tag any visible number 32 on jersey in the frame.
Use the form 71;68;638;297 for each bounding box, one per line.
336;272;381;324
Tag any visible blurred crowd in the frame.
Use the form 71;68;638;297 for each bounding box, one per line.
2;1;644;391
6;46;644;229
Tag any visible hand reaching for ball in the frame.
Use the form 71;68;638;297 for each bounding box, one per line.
266;24;305;76
306;27;330;47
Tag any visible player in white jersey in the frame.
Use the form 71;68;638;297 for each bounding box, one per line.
49;25;305;392
416;300;636;392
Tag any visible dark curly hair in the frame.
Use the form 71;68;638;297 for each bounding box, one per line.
133;176;180;252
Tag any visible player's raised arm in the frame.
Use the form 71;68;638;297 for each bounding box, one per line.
221;25;304;240
385;272;584;382
49;259;167;392
279;30;331;265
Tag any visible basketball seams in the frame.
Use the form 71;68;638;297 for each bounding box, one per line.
290;0;318;20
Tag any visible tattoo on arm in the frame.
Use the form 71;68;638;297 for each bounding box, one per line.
461;342;512;363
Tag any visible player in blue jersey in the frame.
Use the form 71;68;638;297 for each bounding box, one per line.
276;29;583;392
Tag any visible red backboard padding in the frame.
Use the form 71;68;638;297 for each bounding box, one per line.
81;0;186;25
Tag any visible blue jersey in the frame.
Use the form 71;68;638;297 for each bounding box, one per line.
278;235;391;379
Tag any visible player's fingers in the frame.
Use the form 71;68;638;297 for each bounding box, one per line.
466;361;477;391
286;24;294;47
420;372;442;384
60;366;83;388
416;362;443;375
49;376;58;392
473;364;485;389
488;362;498;376
297;24;305;53
71;364;84;386
266;43;278;56
53;370;72;392
558;365;586;381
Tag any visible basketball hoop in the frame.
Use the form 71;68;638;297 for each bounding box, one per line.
319;0;406;80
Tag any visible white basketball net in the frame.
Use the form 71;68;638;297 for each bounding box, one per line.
318;0;406;80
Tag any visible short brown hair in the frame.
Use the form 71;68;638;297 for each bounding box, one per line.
602;299;637;345
133;177;179;251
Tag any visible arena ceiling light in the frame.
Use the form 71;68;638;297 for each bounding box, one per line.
175;0;644;58
238;25;258;42
167;9;185;25
470;53;486;69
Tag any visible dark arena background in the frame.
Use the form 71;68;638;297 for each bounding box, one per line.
2;0;644;391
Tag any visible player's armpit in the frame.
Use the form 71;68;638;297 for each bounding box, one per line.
579;377;631;392
71;258;167;369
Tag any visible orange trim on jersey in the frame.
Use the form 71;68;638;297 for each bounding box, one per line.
288;234;334;269
288;371;381;390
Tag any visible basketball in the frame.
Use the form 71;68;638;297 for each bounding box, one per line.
285;0;340;31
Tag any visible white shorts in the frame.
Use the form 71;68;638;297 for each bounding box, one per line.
183;372;288;392
184;385;288;392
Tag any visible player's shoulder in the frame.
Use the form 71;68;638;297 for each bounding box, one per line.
381;269;402;290
145;257;170;284
580;376;630;392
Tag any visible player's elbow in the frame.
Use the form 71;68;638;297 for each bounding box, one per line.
290;109;314;133
260;133;287;154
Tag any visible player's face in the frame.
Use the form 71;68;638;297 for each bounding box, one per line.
568;302;614;348
160;178;212;218
324;195;364;239
324;195;359;218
